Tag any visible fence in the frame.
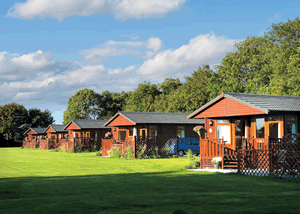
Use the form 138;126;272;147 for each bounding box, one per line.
238;134;300;179
102;135;179;158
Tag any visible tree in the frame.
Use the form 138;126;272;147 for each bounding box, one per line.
163;65;214;113
124;81;161;112
27;108;55;128
0;103;27;141
63;88;98;124
215;17;300;96
96;90;129;119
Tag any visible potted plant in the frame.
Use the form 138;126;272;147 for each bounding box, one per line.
211;157;222;169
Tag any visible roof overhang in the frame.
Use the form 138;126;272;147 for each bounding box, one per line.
63;120;81;130
104;111;136;127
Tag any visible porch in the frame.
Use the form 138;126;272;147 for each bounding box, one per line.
200;137;270;169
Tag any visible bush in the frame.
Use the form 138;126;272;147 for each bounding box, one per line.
96;148;102;156
136;144;146;159
185;149;200;169
50;148;59;152
67;147;74;153
125;146;134;159
90;143;97;152
111;147;121;158
159;146;168;158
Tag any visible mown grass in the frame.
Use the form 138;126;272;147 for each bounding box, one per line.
1;148;300;214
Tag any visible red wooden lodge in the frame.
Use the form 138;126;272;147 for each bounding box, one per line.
102;111;204;156
42;124;68;150
188;92;300;170
23;127;47;149
63;120;110;152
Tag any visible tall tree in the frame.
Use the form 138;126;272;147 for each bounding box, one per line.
63;88;98;124
96;90;129;119
0;103;28;141
27;108;55;128
161;65;214;113
124;81;161;112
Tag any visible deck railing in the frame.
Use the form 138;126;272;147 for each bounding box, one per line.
200;138;224;168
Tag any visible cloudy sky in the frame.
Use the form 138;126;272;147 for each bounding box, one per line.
0;0;299;124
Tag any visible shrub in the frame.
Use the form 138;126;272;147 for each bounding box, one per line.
125;146;134;159
111;147;121;158
136;144;146;159
96;148;102;156
159;146;168;158
50;148;59;152
67;147;74;153
90;143;97;152
20;146;24;149
185;149;200;169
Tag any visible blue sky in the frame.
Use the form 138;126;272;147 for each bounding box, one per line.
0;0;299;124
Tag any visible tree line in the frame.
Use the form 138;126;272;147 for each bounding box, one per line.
63;18;300;124
0;104;54;145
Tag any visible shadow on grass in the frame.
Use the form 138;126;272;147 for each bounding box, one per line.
1;171;300;214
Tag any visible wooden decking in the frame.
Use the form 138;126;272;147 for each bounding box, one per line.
200;138;269;169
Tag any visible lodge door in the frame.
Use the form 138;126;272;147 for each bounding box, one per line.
233;119;249;150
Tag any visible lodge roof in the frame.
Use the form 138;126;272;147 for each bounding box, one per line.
44;124;68;133
188;92;300;119
63;120;110;130
104;111;204;126
24;127;47;135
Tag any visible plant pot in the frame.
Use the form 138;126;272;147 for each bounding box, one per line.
213;163;220;169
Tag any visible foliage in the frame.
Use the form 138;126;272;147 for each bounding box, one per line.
49;148;59;152
63;88;98;124
96;90;129;119
67;147;74;153
110;147;121;158
90;143;97;152
211;157;222;164
136;144;147;159
124;81;161;112
74;143;84;153
96;148;102;156
123;146;134;159
0;103;28;142
185;149;200;169
27;108;55;129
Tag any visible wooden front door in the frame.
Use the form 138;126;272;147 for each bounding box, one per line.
140;128;147;138
233;119;249;150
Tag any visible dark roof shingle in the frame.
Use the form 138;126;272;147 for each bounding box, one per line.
105;111;204;126
65;120;110;130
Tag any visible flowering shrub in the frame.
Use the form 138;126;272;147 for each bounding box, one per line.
105;132;112;138
111;147;121;158
211;157;222;164
193;126;204;136
136;144;147;159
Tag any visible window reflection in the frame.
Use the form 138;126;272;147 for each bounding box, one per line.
256;118;265;138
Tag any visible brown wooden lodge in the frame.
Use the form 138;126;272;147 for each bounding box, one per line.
102;111;204;156
188;92;300;170
23;127;47;149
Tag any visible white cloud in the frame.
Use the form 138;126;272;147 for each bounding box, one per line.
82;37;163;62
108;65;136;74
146;37;162;51
7;0;186;21
268;13;280;22
0;50;54;80
137;32;240;80
14;92;40;100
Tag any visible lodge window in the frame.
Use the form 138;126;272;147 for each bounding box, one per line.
256;118;265;138
149;126;157;137
286;115;297;135
216;119;231;144
177;126;185;138
118;130;127;141
128;127;133;136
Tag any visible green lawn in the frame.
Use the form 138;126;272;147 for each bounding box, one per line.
1;148;300;214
